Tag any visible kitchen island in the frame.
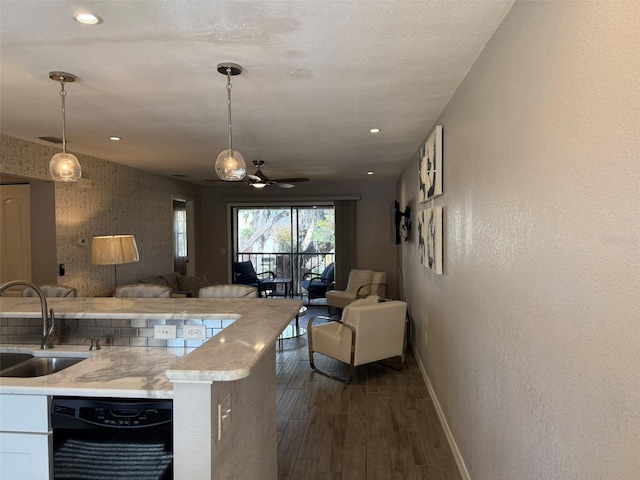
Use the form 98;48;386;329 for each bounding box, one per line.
0;296;302;480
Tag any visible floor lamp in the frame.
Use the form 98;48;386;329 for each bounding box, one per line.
91;235;139;289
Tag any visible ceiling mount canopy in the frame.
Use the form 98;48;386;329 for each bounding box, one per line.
48;71;82;182
214;62;246;181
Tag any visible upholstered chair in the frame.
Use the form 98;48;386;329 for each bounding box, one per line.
300;262;335;305
114;284;171;298
199;285;259;298
308;298;407;384
232;261;275;297
325;269;387;312
22;284;77;297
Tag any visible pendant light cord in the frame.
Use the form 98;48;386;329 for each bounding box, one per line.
226;67;233;151
59;77;68;153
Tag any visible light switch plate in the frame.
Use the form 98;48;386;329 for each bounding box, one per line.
154;325;176;339
218;393;231;441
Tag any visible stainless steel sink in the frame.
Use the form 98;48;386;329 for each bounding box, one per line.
0;354;87;377
0;352;34;370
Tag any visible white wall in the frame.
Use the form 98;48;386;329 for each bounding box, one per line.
397;2;639;479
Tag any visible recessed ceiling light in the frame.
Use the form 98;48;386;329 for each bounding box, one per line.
109;136;121;141
369;128;381;134
73;12;102;25
367;171;374;175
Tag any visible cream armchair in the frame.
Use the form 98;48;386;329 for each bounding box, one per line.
114;284;172;298
22;284;77;297
325;269;387;312
308;299;407;384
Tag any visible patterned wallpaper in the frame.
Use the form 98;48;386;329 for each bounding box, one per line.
1;134;201;297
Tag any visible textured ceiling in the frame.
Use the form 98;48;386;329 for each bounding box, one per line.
0;0;514;185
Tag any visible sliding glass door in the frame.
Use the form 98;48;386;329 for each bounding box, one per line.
233;206;335;295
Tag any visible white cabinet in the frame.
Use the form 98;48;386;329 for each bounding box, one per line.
0;394;51;480
0;432;51;480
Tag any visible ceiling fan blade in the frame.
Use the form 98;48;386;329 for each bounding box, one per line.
273;177;309;183
247;174;261;181
205;179;249;185
274;182;295;189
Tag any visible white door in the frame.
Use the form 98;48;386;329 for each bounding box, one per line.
0;184;32;282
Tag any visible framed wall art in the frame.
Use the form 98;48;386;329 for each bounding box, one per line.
418;206;443;274
418;125;443;203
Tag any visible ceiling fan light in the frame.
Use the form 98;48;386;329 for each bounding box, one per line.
215;148;246;181
49;152;82;182
251;182;267;189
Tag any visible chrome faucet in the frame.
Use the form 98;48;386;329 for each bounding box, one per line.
0;280;55;349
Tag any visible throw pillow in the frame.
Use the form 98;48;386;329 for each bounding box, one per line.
138;277;167;286
341;295;380;321
177;275;210;298
161;272;181;291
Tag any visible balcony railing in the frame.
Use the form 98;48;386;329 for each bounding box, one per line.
236;252;334;296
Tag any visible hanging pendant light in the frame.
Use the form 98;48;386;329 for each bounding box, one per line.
215;63;246;181
48;72;82;182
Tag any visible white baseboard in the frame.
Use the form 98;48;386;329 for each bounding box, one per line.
411;343;471;480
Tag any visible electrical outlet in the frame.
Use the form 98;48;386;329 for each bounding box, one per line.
217;393;231;441
425;331;428;349
154;325;176;339
184;325;206;340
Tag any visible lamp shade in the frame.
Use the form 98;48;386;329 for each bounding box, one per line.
91;235;139;265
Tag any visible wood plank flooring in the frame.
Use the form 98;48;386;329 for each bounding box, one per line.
276;308;462;480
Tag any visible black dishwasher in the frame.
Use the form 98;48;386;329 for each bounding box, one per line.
51;397;173;480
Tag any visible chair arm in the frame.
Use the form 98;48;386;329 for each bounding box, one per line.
302;271;316;280
256;270;275;279
325;281;337;291
233;272;258;283
356;282;387;298
307;316;355;348
307;315;335;328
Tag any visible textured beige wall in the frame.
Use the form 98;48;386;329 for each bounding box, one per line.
397;2;639;479
0;134;201;296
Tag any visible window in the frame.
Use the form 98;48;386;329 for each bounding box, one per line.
233;206;335;294
174;208;187;257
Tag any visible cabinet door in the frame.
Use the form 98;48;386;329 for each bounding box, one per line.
0;432;52;480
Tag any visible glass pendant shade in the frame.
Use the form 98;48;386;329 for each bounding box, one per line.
49;152;82;182
215;63;246;181
48;71;81;182
215;148;246;181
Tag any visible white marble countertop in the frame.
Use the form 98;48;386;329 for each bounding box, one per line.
0;344;187;398
0;297;302;396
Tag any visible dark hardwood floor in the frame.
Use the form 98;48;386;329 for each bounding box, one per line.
275;307;462;480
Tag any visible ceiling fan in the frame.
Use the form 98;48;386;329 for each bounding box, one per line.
245;160;309;189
